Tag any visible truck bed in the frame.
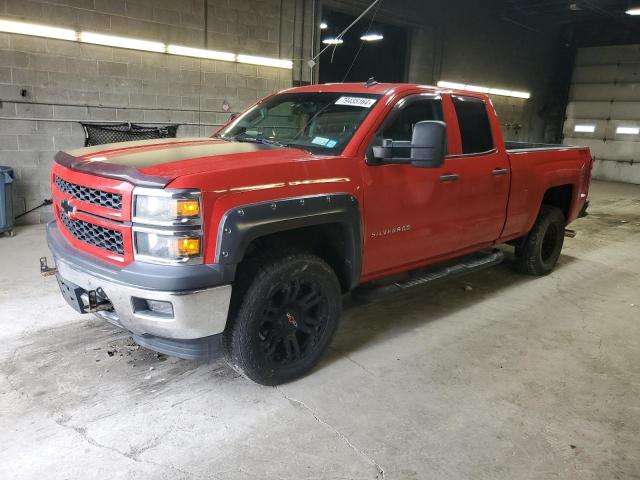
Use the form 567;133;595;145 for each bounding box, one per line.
505;141;574;152
501;143;592;242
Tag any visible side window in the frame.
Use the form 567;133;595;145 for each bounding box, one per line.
373;98;443;158
452;96;494;154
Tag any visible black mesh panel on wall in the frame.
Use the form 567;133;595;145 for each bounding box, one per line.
81;123;179;147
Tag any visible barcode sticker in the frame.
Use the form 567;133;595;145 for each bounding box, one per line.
335;96;377;108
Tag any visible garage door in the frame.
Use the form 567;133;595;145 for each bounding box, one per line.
563;44;640;185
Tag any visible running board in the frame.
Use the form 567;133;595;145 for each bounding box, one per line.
353;250;504;302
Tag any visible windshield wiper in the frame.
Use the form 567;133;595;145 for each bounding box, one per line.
230;133;285;148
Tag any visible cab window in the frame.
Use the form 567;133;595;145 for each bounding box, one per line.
372;97;443;159
452;96;494;154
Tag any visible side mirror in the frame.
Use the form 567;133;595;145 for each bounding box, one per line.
410;121;447;168
228;113;239;122
371;141;400;165
371;121;447;168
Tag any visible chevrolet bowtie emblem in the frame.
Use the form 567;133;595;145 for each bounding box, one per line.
60;198;77;217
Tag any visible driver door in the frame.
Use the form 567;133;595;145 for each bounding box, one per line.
360;94;465;276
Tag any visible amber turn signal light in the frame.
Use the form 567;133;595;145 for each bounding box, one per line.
176;237;201;257
175;199;200;218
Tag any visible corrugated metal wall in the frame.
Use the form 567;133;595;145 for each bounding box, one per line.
563;44;640;184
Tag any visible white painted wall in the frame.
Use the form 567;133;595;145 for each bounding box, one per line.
563;44;640;185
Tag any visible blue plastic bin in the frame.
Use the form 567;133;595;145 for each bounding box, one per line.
0;166;15;235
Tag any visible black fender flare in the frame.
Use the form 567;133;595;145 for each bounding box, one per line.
215;194;362;289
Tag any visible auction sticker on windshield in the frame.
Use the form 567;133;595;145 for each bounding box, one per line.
312;136;331;146
335;96;377;108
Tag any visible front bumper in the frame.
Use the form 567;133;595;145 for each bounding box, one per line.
47;221;233;342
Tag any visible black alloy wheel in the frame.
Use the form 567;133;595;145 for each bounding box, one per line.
224;251;342;385
257;278;330;368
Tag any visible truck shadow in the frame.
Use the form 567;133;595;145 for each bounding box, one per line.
321;251;581;369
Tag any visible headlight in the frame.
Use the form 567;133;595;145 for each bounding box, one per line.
134;230;202;264
133;187;201;226
132;188;203;265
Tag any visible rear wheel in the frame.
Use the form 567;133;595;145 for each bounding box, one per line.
224;251;341;385
516;205;565;276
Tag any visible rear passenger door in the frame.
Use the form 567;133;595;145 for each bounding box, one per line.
448;95;510;247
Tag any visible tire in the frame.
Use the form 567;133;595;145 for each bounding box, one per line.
223;250;342;385
516;205;566;276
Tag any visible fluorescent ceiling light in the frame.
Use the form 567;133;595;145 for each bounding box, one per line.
236;54;293;69
488;88;512;96
437;81;466;89
466;85;490;93
0;19;76;40
322;38;344;45
0;17;293;69
437;80;531;99
360;33;384;41
626;8;640;15
80;31;165;52
574;125;596;133
320;22;328;29
167;45;235;61
616;126;640;135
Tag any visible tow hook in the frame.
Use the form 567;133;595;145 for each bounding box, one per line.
40;257;57;277
85;288;113;313
564;229;577;238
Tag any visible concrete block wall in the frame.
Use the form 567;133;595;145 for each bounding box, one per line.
0;0;296;224
563;44;640;185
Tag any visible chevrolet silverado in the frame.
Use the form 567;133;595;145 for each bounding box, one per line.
43;82;593;385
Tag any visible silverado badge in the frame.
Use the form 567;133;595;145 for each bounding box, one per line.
370;224;412;239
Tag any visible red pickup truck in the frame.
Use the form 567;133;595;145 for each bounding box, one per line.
44;82;592;385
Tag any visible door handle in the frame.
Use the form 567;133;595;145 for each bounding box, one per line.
492;168;510;176
439;173;459;183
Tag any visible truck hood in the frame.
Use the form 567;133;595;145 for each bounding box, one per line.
57;137;305;188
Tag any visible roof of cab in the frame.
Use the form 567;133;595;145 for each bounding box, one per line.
278;82;487;102
281;82;443;97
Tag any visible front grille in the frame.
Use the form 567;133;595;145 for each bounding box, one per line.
55;176;122;210
59;210;124;255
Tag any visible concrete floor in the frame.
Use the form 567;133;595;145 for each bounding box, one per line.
1;180;639;480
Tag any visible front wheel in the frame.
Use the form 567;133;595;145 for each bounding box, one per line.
223;251;342;385
515;205;566;276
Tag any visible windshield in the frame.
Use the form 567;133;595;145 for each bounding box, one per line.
217;92;382;155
